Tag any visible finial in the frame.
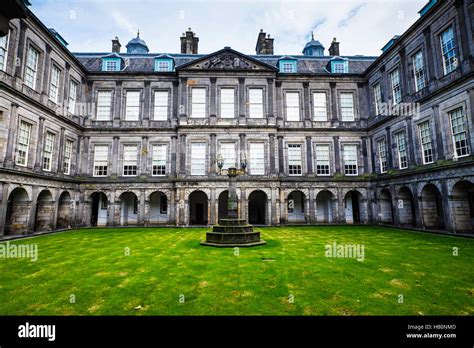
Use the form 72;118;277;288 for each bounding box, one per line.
311;32;314;40
137;29;140;38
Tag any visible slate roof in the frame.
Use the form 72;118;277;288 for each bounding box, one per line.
73;50;377;75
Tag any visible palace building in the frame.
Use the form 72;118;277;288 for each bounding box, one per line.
0;0;473;235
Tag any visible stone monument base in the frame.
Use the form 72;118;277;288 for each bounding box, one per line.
200;218;266;247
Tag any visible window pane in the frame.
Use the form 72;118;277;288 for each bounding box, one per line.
220;143;236;169
93;145;108;176
123;145;138;176
220;88;235;118
154;91;168;121
97;91;112;120
191;143;206;175
249;143;264;175
16;121;32;166
288;144;302;175
152;144;167;176
313;92;327;121
191;88;206;118
125;91;140;121
285;92;300;121
315;144;330;175
249;89;263;118
340;93;354;121
343;145;358;175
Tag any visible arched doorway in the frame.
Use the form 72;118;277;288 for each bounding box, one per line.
34;190;54;232
421;184;445;229
344;190;362;224
288;191;305;223
218;190;228;221
189;190;208;225
451;180;474;232
378;188;394;224
120;192;138;226
57;191;72;229
90;192;108;226
4;187;30;235
398;187;415;226
149;191;168;224
248;190;267;225
316;190;336;223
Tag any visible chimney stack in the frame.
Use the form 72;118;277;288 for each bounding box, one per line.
255;29;274;55
180;28;199;54
112;36;121;53
329;38;340;56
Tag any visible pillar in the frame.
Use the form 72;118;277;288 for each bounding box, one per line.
34;117;45;172
3;102;19;167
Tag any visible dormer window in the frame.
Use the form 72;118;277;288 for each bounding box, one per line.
330;58;349;73
278;58;297;73
154;57;174;72
102;57;121;72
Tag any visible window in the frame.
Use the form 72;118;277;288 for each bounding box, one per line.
152;144;167;176
440;26;457;75
377;138;387;173
153;91;168;121
191;143;206;175
0;32;9;71
97;91;112;120
125;91;140;121
156;60;170;72
42;132;55;171
248;88;263;118
373;83;383;115
390;69;401;104
123;145;138;176
340;93;355;121
413;50;426;92
49;65;60;103
191;88;206;118
418;121;434;164
249;143;265;175
285;92;300;121
449;107;470;158
220;88;235;118
16;121;32;166
343;144;358;176
102;58;120;72
282;63;293;73
68;81;78;113
288;144;302;176
333;62;345;73
63;139;73;175
395;132;408;169
315;144;330;176
25;46;39;89
93;145;108;177
220;142;236;170
279;60;296;73
313;92;328;121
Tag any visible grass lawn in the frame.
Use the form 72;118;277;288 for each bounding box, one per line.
0;226;473;316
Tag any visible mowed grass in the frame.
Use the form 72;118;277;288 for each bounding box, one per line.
0;226;473;316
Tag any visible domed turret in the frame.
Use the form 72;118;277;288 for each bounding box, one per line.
126;30;149;54
302;33;325;57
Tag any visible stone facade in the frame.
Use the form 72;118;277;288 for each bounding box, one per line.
0;0;473;236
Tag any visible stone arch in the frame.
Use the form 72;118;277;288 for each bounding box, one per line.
189;190;208;225
34;189;54;232
378;188;394;224
119;191;139;226
149;191;168;224
57;191;72;229
316;190;336;223
248;190;268;225
4;187;30;235
287;190;306;223
450;180;474;232
218;190;229;221
344;190;365;224
421;183;445;229
90;191;108;226
397;186;415;226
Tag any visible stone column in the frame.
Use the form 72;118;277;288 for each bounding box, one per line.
144;196;150;227
3;102;19;167
362;136;369;174
303;82;311;126
210;187;217;224
34;117;45;172
271;187;278;225
209;133;217;176
406;117;416;166
41;44;52;97
267;78;275;124
81;136;90;175
172;81;179;125
179;134;187;175
269;134;276;175
179;77;188;121
275;81;283;126
28;187;38;232
277;136;284;175
337;188;345;223
239;133;246;169
308;189;315;223
57;127;65;174
113;81;122;126
143;80;151;125
0;183;9;235
279;190;286;224
432;105;445;160
170;135;177;177
239;187;246;221
398;47;408;98
169;189;176;225
306;136;313;175
333;136;341;173
14;20;27;79
369;137;376;173
454;0;470;66
411;183;422;228
238;77;245;124
330;82;338;125
141;136;149;177
111;136;119;176
210;77;217;119
423;27;435;81
138;189;146;225
440;181;453;231
63;63;71;114
385;126;393;170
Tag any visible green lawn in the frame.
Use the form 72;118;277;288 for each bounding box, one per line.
0;226;473;315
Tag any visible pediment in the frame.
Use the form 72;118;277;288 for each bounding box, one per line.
177;48;277;72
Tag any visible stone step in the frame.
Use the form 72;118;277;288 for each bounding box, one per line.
218;219;247;226
212;225;254;233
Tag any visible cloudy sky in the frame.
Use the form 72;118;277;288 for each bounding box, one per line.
31;0;428;57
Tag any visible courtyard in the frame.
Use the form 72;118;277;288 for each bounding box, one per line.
0;226;472;316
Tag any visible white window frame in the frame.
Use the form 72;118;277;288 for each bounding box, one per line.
282;62;294;73
191;88;206;118
93;145;109;177
68;80;78;113
343;144;358;176
25;46;39;90
105;60;118;72
413;50;426;92
122;145;138;176
16;121;32;167
440;26;457;75
220;88;235;119
285;92;300;121
373;83;382;115
248;88;264;119
157;60;170;72
153;90;169;121
315;144;330;176
395;132;408;169
313;92;328;121
125;91;140;121
219;142;237;170
340;92;355;122
49;65;61;103
249;142;265;175
96;91;112;121
152;144;167;176
390;68;401;105
288;144;302;176
0;31;9;72
418;121;434;164
42;132;55;172
377;138;387;174
191;142;206;175
449;107;470;158
63;139;73;175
